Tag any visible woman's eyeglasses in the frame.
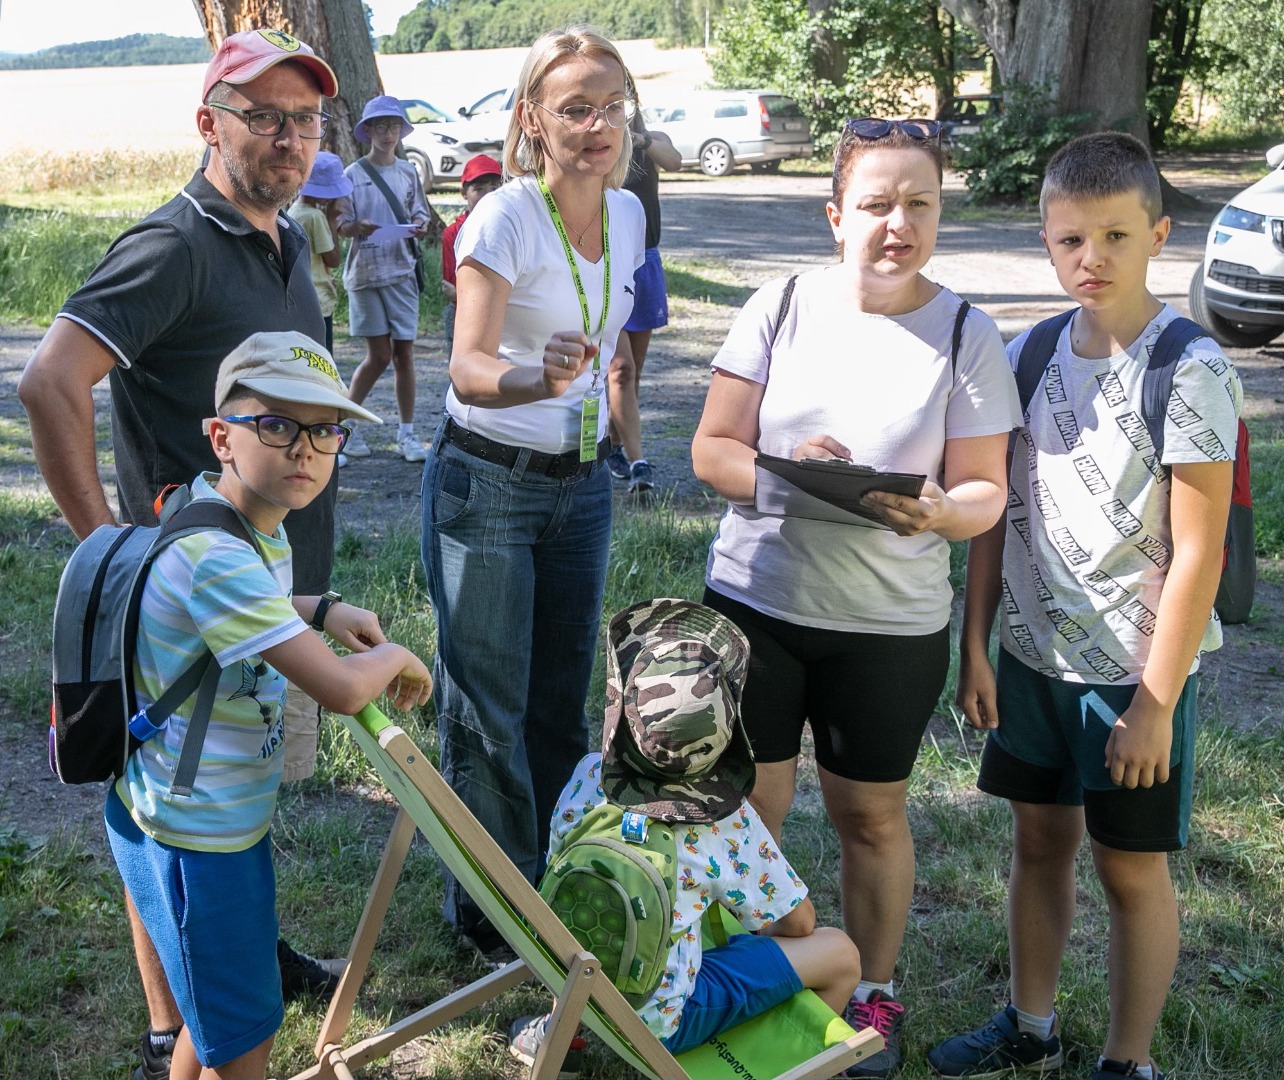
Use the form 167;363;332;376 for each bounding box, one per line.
529;98;637;132
844;118;942;142
222;414;351;454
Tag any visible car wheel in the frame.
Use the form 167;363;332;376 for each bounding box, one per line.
750;160;781;173
700;140;733;177
1189;268;1283;349
406;148;434;194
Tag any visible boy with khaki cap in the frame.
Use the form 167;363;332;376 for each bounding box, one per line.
105;331;432;1080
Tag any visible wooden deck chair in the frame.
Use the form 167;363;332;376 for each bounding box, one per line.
289;706;883;1080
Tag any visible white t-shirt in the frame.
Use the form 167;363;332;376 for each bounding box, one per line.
447;174;646;453
1000;305;1242;683
706;269;1021;634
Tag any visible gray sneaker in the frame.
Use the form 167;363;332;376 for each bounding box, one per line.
844;991;905;1077
343;427;372;457
507;1013;584;1078
927;1004;1063;1078
606;444;630;481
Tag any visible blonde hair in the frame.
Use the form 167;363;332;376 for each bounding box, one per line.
504;25;633;190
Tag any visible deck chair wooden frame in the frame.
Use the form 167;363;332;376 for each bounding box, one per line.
289;706;882;1080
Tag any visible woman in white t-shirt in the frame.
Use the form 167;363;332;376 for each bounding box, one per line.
691;118;1020;1072
419;26;645;965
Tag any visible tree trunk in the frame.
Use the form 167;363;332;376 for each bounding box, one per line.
191;0;382;163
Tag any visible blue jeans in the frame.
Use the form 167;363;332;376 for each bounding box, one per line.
420;427;612;940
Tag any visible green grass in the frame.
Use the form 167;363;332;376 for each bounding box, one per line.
2;505;1282;1079
1246;416;1284;560
663;257;755;306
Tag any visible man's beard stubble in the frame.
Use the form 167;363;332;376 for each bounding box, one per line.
220;139;309;213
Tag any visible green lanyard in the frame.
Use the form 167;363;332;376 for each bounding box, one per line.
536;172;611;381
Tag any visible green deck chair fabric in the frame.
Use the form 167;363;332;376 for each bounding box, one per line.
328;706;881;1080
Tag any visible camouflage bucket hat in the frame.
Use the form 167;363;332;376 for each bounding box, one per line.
601;599;754;824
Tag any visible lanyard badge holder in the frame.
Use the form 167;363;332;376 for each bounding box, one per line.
537;174;610;463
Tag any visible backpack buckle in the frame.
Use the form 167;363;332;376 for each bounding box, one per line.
127;708;167;743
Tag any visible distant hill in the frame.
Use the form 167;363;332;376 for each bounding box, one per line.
0;34;211;71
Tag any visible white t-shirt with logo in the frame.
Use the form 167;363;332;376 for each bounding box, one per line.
1000;305;1242;683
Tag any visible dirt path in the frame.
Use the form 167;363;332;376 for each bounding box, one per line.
2;158;1282;850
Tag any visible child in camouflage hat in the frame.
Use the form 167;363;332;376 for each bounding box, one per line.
509;598;863;1076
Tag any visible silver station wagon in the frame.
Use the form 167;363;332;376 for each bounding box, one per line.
647;90;814;176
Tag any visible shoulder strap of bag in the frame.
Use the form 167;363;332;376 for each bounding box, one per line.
1140;316;1207;461
357;156;410;224
770;275;798;348
139;499;264;798
950;299;970;377
1015;309;1078;413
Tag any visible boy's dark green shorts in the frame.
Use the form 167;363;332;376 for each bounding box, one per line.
978;648;1197;852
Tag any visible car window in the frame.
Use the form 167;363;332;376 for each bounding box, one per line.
667;108;687;121
469;89;511;115
403;102;448;125
713;101;749;118
761;96;804;118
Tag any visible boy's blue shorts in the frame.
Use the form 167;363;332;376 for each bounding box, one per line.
661;933;803;1055
623;247;668;333
979;648;1198;851
105;786;283;1067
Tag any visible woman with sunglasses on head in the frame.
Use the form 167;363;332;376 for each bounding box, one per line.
420;26;645;969
691;117;1020;1076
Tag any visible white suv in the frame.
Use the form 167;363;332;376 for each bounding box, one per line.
1189;144;1284;348
648;90;814;176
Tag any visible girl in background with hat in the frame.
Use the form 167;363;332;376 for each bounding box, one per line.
290;151;351;354
334;95;433;464
420;25;646;970
440;153;503;361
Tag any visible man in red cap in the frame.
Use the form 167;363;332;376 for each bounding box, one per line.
440;154;503;361
19;28;344;1080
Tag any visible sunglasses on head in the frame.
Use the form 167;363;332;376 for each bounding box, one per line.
844;118;942;142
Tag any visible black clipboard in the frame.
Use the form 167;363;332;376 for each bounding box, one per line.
753;453;926;528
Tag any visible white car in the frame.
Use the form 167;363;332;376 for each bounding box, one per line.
399;96;503;192
1188;143;1284;348
647;90;813;176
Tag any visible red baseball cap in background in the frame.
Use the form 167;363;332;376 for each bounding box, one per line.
461;154;503;185
202;29;339;102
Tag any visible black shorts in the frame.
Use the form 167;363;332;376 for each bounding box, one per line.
702;588;951;783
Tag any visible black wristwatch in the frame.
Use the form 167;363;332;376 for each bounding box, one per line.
311;591;342;633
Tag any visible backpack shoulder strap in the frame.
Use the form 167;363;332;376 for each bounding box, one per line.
770;274;798;349
1140;316;1208;461
128;498;266;798
950;299;971;378
1015;309;1077;413
357;157;410;225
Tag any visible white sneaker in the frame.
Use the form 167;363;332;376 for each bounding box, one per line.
397;433;427;463
344;428;372;458
337;452;349;468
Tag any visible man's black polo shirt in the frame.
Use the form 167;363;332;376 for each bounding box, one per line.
60;169;336;594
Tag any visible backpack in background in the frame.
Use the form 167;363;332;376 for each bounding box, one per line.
1015;310;1256;625
538;804;678;1006
49;487;258;790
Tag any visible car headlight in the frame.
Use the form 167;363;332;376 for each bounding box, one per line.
1217;204;1266;232
435;133;459;147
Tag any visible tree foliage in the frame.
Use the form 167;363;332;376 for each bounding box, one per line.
1196;0;1284;132
0;34;210;70
379;0;723;53
710;0;964;154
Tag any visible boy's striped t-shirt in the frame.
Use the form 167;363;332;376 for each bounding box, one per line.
115;475;308;852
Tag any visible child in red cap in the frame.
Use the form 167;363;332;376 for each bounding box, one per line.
441;154;503;359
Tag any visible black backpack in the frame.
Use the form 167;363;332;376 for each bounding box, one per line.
1015;311;1255;624
49;487;261;792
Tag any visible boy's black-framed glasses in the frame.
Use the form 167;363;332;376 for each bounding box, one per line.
208;102;330;139
529;98;637;132
844;117;942;142
222;414;351;454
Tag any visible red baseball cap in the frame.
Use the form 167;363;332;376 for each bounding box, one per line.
202;29;338;102
461;154;503;185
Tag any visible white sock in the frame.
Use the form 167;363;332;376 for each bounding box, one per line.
398;423;415;439
1014;1006;1055;1039
854;979;895;1003
1097;1058;1153;1080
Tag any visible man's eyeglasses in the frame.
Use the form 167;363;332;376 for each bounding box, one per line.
844;118;942;142
222;414;351;454
529;98;637;133
208;102;330;139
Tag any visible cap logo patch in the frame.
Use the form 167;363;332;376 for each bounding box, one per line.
258;29;302;53
290;345;340;382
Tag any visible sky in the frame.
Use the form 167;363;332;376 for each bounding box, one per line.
0;0;422;54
